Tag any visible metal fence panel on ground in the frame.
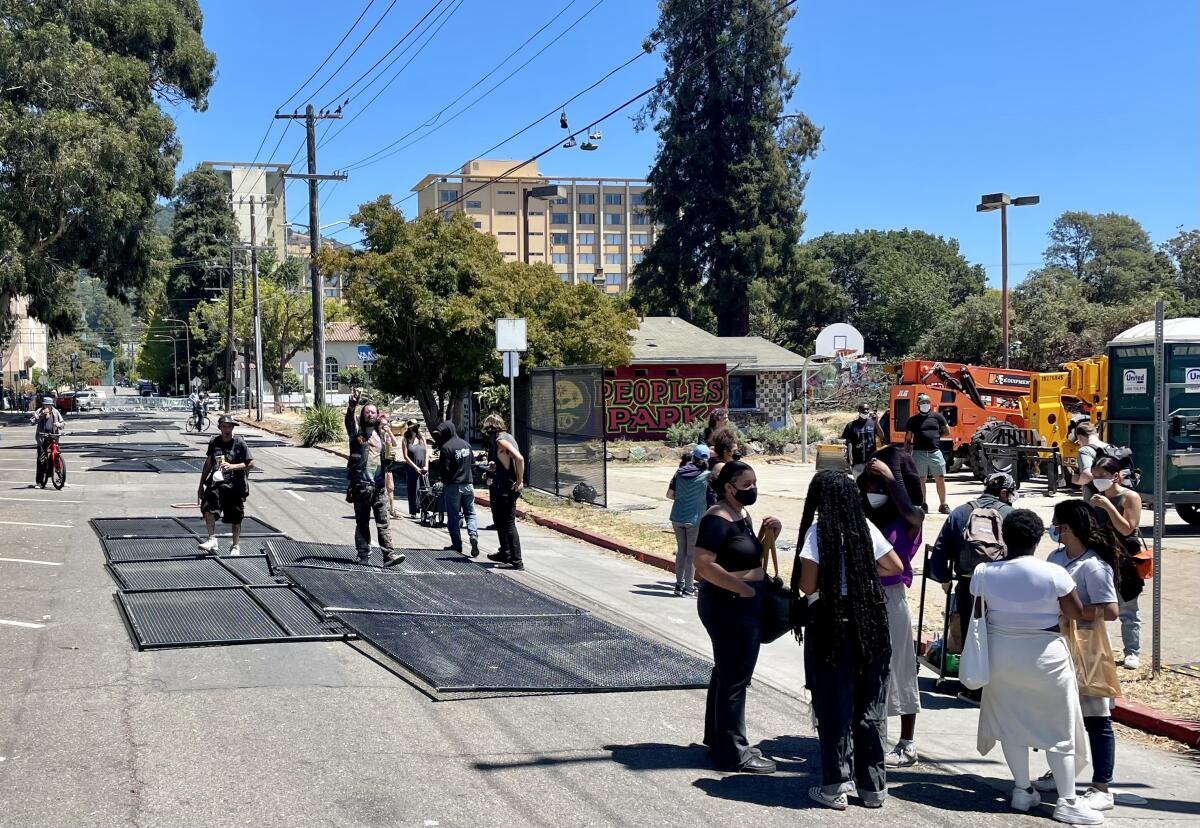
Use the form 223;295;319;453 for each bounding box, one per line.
514;366;607;507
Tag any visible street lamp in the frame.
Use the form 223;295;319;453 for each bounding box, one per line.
523;185;568;264
161;317;191;391
976;192;1040;368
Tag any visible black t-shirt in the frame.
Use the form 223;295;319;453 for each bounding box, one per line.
906;411;947;452
696;513;763;573
841;418;877;465
207;435;252;488
440;436;474;485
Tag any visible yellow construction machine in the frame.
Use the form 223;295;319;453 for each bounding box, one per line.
1020;356;1108;479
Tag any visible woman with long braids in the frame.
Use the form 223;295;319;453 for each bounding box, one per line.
1037;500;1121;813
795;470;904;810
694;460;782;774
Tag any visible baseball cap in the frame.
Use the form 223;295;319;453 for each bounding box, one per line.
692;444;711;461
217;414;236;427
405;418;419;429
985;472;1016;492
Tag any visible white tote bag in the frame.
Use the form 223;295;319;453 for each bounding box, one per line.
959;594;990;690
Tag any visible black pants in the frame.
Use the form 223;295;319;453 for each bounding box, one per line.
34;440;47;486
955;576;973;648
354;485;393;559
804;630;890;805
697;579;764;767
492;489;522;563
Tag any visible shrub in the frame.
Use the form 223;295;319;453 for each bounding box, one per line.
338;365;367;390
665;418;703;447
276;370;302;395
300;404;345;446
742;423;822;454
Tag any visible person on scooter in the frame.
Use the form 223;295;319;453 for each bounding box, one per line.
30;397;63;488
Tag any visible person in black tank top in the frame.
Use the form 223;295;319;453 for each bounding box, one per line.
481;414;526;570
694;460;782;775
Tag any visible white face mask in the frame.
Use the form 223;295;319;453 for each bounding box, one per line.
858;412;869;420
918;403;931;414
866;492;889;508
1092;477;1115;492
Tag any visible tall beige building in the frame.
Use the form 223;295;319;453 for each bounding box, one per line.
412;159;654;294
201;161;289;259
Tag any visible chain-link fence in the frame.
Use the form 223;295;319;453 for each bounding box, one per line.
514;366;607;507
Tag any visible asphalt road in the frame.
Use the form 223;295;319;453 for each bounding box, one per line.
0;411;1194;827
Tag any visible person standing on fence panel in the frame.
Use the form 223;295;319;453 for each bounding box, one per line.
666;444;710;596
434;419;479;557
1040;500;1121;813
345;390;403;567
401;420;428;518
196;415;253;556
693;460;782;775
1087;456;1144;671
796;470;903;810
482;414;526;571
860;456;924;769
968;510;1101;826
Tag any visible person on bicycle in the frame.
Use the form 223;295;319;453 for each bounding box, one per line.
197;415;254;555
30;396;63;488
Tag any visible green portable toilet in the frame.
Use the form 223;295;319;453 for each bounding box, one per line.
1107;318;1200;524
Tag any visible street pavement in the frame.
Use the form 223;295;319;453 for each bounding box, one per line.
0;411;1197;827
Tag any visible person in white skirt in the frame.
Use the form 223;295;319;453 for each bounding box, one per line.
970;509;1104;826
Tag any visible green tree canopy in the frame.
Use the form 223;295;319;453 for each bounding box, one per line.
330;198;634;428
0;0;216;344
630;0;820;335
1044;211;1177;305
170;166;238;313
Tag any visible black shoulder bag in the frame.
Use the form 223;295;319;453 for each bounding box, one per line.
757;526;805;643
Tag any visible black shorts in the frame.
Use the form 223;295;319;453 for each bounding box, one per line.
201;485;245;525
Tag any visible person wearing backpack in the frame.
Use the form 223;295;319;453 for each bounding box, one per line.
928;472;1017;693
1089;456;1145;670
1071;422;1110;497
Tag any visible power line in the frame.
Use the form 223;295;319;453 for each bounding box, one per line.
276;0;379;112
303;0;406;109
339;0;603;169
426;0;800;216
316;0;451;112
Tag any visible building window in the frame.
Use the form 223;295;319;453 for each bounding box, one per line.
325;356;339;393
604;213;623;225
503;251;516;257
579;253;596;264
729;375;758;409
631;233;648;245
552;253;569;264
498;231;516;236
605;193;622;205
551;233;568;245
530;251;543;256
497;189;515;195
551;213;569;225
578;213;596;225
632;212;649;225
465;200;481;209
605;253;622;265
440;190;459;203
529;211;543;216
473;222;482;229
578;233;595;245
604;233;622;245
441;211;453;222
631;192;646;205
529;231;543;236
632;253;645;264
553;197;568;205
559;273;571;282
578;193;595;205
606;273;623;285
498;210;516;216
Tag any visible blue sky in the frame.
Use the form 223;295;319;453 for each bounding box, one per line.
174;0;1199;285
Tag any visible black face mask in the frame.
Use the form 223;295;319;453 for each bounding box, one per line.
733;486;758;506
731;452;743;461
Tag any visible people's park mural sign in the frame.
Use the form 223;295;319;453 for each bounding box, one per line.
603;364;727;440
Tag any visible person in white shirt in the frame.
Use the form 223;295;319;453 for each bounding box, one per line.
970;509;1103;826
1071;422;1109;496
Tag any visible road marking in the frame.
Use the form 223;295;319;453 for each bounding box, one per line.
0;496;83;504
286;490;305;501
0;558;62;566
0;619;45;629
0;468;88;474
0;520;72;529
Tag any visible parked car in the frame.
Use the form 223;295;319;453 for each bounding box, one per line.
137;380;158;397
74;388;107;411
54;391;76;414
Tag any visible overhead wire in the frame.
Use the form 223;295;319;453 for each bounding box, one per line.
276;0;379;113
339;0;604;170
302;0;407;108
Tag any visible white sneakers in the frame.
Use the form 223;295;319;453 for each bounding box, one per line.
1012;786;1042;812
1053;797;1105;824
197;536;218;552
228;545;240;557
1123;653;1141;670
1080;788;1115;812
884;741;919;768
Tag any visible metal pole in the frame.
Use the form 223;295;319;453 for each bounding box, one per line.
1001;203;1010;369
1152;300;1166;675
800;354;812;463
508;355;516;427
226;245;235;413
250;197;264;422
306;104;326;408
552;368;561;498
522;190;530;264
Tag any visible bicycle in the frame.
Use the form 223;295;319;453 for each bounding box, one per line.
40;433;66;490
185;409;211;433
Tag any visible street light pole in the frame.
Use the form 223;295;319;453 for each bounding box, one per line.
976;193;1039;368
162;317;191;391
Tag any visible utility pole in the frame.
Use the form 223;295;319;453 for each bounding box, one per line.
226;244;236;413
277;105;346;407
250;196;264;422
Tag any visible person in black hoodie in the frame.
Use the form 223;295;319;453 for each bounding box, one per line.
434;419;480;557
346;390;404;566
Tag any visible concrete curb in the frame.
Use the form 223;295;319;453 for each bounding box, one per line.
236;414;1200;750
